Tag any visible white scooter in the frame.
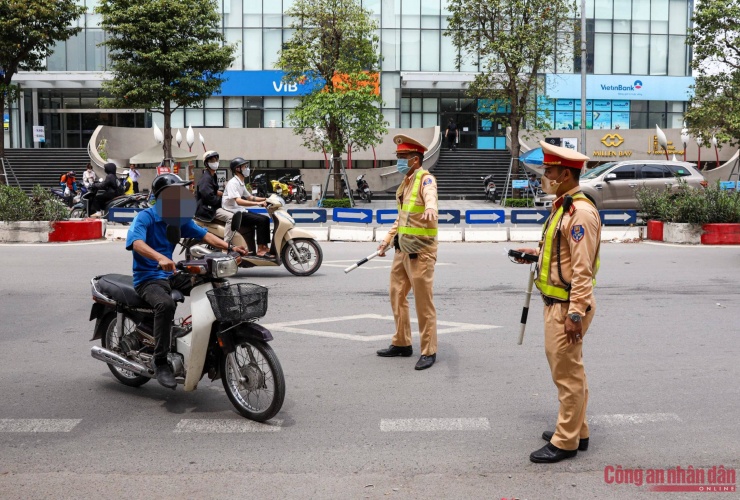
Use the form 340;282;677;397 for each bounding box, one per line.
88;215;285;421
192;194;323;276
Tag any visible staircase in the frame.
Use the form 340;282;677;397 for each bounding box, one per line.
3;149;91;193
430;149;512;200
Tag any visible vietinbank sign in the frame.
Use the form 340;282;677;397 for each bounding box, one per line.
546;74;694;101
217;70;324;97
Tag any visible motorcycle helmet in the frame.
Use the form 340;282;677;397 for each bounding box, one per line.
229;157;249;175
151;173;192;199
203;150;220;171
68;171;76;178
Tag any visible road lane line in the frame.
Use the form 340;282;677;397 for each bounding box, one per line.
0;419;81;432
589;413;681;427
380;418;490;432
174;419;282;433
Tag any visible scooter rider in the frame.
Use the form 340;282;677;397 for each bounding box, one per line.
90;162;121;217
127;174;247;389
195;150;238;242
223;157;273;257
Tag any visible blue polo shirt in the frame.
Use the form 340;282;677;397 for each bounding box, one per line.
126;207;208;288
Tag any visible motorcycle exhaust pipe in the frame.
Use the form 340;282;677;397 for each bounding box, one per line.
90;346;154;378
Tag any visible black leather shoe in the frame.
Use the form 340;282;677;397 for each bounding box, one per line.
414;353;436;370
377;345;413;357
154;363;177;389
529;443;577;463
542;431;589;451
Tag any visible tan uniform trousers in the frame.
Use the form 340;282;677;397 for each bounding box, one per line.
389;251;437;356
544;300;596;451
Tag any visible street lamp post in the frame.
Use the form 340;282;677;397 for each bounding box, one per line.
680;128;690;162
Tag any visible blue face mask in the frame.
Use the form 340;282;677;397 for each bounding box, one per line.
396;159;410;175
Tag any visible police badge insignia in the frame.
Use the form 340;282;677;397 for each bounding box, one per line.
571;225;585;242
423;178;432;186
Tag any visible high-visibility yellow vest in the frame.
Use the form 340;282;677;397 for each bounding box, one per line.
395;168;438;253
535;193;600;301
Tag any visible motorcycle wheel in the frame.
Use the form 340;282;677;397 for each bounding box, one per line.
100;313;150;387
69;207;85;219
295;188;307;204
281;238;323;276
221;339;285;422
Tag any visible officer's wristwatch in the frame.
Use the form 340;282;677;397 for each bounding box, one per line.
569;313;582;323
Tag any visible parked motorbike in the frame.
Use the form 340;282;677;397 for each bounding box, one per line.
253;173;270;198
88;215;286;421
481;174;498;203
287;174;307;204
69;187;149;219
354;174;372;203
270;175;292;202
192;194;323;276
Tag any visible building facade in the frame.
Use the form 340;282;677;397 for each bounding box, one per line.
5;0;695;154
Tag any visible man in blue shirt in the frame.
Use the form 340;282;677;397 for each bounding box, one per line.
126;174;246;389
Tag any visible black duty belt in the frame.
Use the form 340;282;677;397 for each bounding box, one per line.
542;295;568;306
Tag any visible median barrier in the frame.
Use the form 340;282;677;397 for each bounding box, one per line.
464;228;509;242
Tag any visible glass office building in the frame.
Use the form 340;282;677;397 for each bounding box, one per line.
6;0;694;151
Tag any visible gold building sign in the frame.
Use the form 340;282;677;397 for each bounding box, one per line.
593;133;632;157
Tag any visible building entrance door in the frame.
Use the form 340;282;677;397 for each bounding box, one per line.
441;113;477;149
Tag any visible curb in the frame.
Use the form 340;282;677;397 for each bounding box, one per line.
1;220;105;243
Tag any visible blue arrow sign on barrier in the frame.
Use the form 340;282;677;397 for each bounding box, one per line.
244;208;268;215
107;207;144;223
333;208;373;224
438;209;461;225
465;210;505;224
287;209;327;223
376;209;398;224
511;210;549;224
600;210;636;225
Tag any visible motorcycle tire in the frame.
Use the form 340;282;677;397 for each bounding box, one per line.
281;238;323;276
220;339;285;422
295;188;307;204
69;207;85;219
99;313;151;388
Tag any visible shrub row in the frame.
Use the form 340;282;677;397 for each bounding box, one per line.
0;185;69;222
636;180;740;224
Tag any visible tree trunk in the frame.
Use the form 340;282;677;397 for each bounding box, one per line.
163;102;173;163
0;93;6;184
509;117;521;175
332;149;343;199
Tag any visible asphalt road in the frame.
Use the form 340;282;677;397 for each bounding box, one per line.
0;240;738;499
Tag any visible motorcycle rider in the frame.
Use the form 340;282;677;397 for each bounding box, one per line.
90;162;121;217
60;171;78;206
195;151;238;242
126;174;247;389
222;157;273;257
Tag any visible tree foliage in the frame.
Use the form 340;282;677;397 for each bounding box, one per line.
277;0;386;198
97;0;236;160
685;0;740;148
0;0;85;164
446;0;575;166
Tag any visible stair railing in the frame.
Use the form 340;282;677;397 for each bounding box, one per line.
0;156;21;188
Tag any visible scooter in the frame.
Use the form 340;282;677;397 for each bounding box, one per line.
270;175;292;202
481;174;498;203
253;173;270;198
287;174;307;204
69;188;149;219
355;174;372;202
88;214;286;422
191;194;323;276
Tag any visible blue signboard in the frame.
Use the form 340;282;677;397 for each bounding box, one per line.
245;208;268;215
107;207;144;224
719;181;737;191
218;70;324;97
376;209;399;224
511;210;549;224
332;208;373;224
546;74;694;101
438;209;461;225
599;210;637;225
465;210;505;224
287;209;327;223
512;180;529;189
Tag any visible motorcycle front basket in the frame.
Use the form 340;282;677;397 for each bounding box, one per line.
206;283;268;322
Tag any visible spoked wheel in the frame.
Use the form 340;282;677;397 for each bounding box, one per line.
295;188;307;204
69;207;85;219
100;314;150;387
281;238;323;276
220;340;285;422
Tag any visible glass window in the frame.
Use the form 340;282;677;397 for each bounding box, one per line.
384;108;399;128
669;0;689;35
225;29;242;70
459;32;478;71
595;19;611;32
244;29;262;70
47;42;66;71
411;113;422;128
411;97;422;112
668;35;687;76
382;0;401;28
610;164;637;180
66;33;86;71
401;29;421;71
423;97;437;112
86;29;106;71
264;109;282;127
666;165;691;177
612;35;630;73
420;30;440;71
382;29;400;71
226;97;242;109
613;19;630;33
171;109;185;129
650;35;668;75
641;164;670;178
402;0;420;29
264;97;282;108
205;109;223;127
423;113;437;127
185;109;204;127
400;113;411;128
224;0;243;27
633;0;650;21
381;72;400;109
631;35;649;74
556;32;574;73
263;29;282;69
421;0;440;29
594;34;612;74
613;0;631;20
594;0;613;19
401;97;411;112
440;34;456;72
651;0;669;21
364;0;381;15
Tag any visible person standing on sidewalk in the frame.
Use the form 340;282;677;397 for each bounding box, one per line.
514;141;601;463
376;134;439;371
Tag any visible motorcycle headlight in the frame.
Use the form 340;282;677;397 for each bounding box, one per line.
211;256;238;278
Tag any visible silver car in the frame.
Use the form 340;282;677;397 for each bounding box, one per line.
534;160;707;210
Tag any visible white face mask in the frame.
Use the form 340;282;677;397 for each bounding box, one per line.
242;167;250;178
541;170;565;195
207;161;219;170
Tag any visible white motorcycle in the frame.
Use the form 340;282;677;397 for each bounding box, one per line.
89;215;285;422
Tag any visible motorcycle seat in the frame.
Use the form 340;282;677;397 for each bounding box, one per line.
96;274;184;308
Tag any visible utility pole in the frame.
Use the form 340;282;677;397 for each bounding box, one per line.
580;0;587;155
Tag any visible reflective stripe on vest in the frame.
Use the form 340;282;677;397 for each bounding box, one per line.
397;169;437;237
535;193;600;301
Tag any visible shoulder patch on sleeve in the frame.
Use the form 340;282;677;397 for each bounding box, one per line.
423;177;433;186
571;225;585;243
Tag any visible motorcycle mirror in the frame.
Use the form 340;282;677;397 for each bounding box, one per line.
166;225;181;244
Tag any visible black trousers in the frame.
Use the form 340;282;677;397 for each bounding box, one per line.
135;274;193;364
239;211;271;252
90;193;113;214
447;135;456;149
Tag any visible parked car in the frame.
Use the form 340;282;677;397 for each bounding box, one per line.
534;160;708;210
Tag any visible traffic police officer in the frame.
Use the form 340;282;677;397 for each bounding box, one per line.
516;140;601;463
376;134;439;370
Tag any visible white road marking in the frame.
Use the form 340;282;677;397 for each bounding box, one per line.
0;419;81;432
589;413;681;427
263;314;500;342
0;241;109;247
380;418;490;432
174;419;283;433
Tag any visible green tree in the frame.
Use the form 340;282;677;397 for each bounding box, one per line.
445;0;575;168
277;0;387;199
97;0;236;161
685;0;740;147
0;0;85;173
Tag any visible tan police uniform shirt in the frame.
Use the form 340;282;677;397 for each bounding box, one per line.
382;170;438;250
